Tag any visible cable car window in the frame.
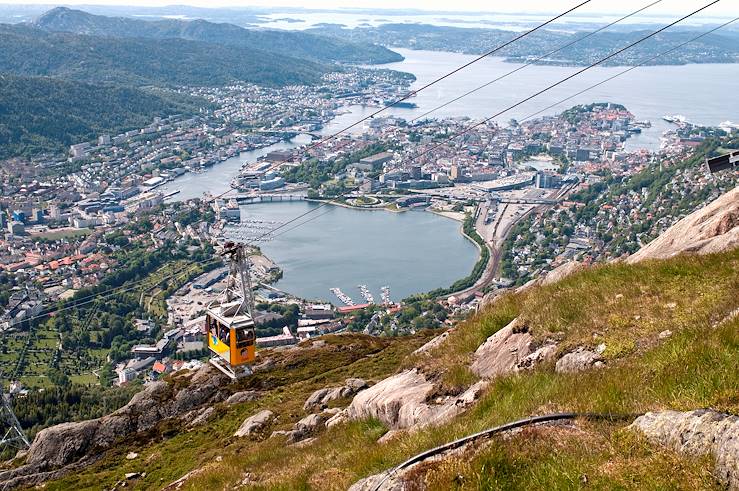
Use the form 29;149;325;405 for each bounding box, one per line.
235;328;254;348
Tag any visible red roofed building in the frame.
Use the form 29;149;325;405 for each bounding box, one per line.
337;303;371;314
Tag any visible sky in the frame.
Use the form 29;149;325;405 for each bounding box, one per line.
0;0;737;16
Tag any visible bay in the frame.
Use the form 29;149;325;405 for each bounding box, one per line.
239;202;478;303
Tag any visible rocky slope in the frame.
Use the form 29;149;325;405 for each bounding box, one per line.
628;186;739;263
0;367;228;489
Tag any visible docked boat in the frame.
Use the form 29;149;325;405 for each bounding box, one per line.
357;285;374;304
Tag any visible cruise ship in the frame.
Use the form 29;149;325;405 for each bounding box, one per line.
662;114;687;124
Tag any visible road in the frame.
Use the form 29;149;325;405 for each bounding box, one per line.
445;185;572;300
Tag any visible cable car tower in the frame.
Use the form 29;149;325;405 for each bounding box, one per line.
0;375;30;453
205;242;257;380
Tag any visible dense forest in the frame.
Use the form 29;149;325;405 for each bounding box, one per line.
0;24;327;87
0;75;204;158
34;7;402;65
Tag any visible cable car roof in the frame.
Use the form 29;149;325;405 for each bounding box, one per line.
207;299;254;328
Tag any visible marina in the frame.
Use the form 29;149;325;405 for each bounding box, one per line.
358;285;375;304
381;286;392;305
330;288;355;306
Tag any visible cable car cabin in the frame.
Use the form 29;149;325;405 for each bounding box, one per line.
206;299;256;375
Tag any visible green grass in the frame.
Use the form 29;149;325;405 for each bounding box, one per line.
43;248;739;490
31;228;90;241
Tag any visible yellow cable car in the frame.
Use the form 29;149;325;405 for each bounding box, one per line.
205;242;257;380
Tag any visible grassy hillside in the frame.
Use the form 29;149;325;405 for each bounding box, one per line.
34;7;403;65
39;248;739;490
0;23;326;87
0;75;205;157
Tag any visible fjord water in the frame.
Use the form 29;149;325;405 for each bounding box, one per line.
240;202;478;303
323;49;739;151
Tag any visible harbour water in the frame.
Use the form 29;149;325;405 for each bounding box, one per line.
239;202;479;303
165;134;313;202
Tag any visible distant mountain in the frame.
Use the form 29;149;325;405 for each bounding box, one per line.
0;74;205;158
0;23;326;87
34;7;403;65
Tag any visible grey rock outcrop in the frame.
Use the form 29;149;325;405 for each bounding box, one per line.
345;370;486;430
541;261;584;286
226;391;260;405
348;472;402;491
296;413;326;434
470;319;534;378
630;409;739;489
303;378;367;412
0;366;228;489
271;411;331;444
32;368;224;468
515;343;558;371
555;348;605;373
234;410;274;437
413;331;451;355
325;409;349;428
628;186;739;263
186;406;216;428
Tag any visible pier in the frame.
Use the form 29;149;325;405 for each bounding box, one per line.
358;285;374;304
380;286;392;305
330;288;355;306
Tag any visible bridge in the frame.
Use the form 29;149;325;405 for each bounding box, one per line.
250;129;324;140
235;194;307;205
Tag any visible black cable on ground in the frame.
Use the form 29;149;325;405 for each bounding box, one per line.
372;411;644;491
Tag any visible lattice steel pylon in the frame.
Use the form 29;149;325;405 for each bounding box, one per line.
0;379;30;452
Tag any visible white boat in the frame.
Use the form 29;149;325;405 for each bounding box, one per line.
357;285;374;304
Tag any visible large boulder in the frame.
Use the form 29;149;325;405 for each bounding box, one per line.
555;348;604;373
24;420;100;470
628;187;739;263
303;378;367;412
470;319;534;378
515;343;558;371
234;410;275;438
345;370;434;429
226;391;261;405
345;370;486;430
630;409;739;489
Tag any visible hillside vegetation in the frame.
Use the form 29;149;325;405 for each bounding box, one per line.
0;24;326;87
0;75;205;157
36;245;738;490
